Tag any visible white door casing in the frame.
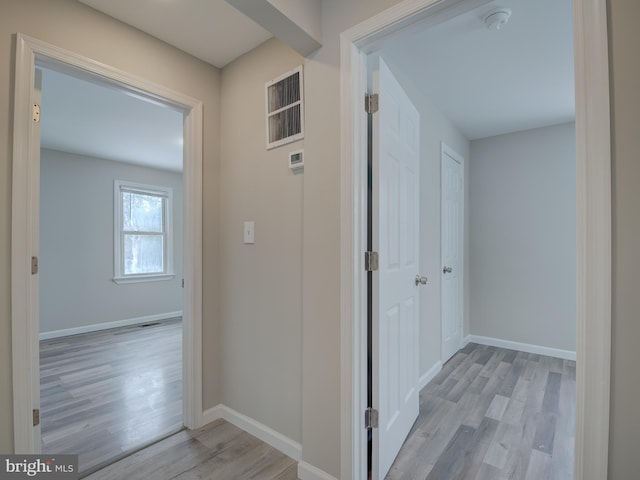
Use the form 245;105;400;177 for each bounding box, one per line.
441;144;464;362
339;1;611;479
12;34;204;452
373;57;420;479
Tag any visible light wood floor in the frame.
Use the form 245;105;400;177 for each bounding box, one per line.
40;318;183;474
386;343;576;480
84;419;298;480
42;325;574;479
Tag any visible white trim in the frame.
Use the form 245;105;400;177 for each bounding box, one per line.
339;1;611;479
112;273;176;285
181;98;204;430
11;33;41;453
417;361;443;392
298;461;339;480
464;335;576;361
339;41;369;480
201;404;225;425
113;179;175;283
38;311;182;341
201;405;336;480
573;0;611;477
11;33;204;451
202;405;302;462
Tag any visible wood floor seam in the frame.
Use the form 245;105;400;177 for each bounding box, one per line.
386;343;575;480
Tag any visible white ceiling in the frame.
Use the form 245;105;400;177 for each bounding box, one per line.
379;0;575;140
78;0;272;68
41;67;184;172
43;0;574;171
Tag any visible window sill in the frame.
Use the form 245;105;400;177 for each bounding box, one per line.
113;273;176;285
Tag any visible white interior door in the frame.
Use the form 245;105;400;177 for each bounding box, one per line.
441;145;464;363
373;57;420;479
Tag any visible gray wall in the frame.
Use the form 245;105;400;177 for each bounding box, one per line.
219;38;304;444
609;0;640;476
400;72;470;372
469;123;576;352
415;85;470;371
39;148;183;334
0;0;221;452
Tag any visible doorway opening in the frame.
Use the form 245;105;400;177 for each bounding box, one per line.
340;0;611;479
12;34;204;463
366;0;578;470
37;63;185;473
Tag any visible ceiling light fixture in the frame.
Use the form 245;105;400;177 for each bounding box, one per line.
483;7;512;30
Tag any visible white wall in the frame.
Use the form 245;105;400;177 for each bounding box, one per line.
39;148;183;335
469;122;576;352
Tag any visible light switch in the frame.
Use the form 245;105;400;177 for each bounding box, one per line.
244;221;255;244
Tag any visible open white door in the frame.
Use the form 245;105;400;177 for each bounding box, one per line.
441;145;464;362
372;57;420;479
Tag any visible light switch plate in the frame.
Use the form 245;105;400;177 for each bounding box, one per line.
244;221;255;244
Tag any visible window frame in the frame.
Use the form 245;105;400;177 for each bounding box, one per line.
113;180;175;284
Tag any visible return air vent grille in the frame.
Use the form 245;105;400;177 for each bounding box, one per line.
266;66;304;149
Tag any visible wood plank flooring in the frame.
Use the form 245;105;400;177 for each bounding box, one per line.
40;318;183;475
84;419;298;480
42;325;574;479
386;343;576;480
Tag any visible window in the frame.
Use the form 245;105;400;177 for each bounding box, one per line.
113;180;174;284
266;65;304;149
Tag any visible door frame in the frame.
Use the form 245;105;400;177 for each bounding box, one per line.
11;33;204;453
339;1;611;479
440;142;464;363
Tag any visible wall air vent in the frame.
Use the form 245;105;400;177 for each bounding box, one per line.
266;66;304;149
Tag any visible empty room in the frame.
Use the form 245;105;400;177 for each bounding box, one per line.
359;1;577;477
38;66;185;474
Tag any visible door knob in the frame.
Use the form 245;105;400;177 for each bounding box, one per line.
443;266;452;274
415;275;428;286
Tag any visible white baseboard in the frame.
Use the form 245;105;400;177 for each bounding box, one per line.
418;361;442;391
201;405;334;479
298;461;339;480
202;405;302;462
298;462;337;480
464;334;576;361
39;311;183;340
201;404;224;426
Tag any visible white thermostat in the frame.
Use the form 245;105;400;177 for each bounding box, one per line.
288;149;304;171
